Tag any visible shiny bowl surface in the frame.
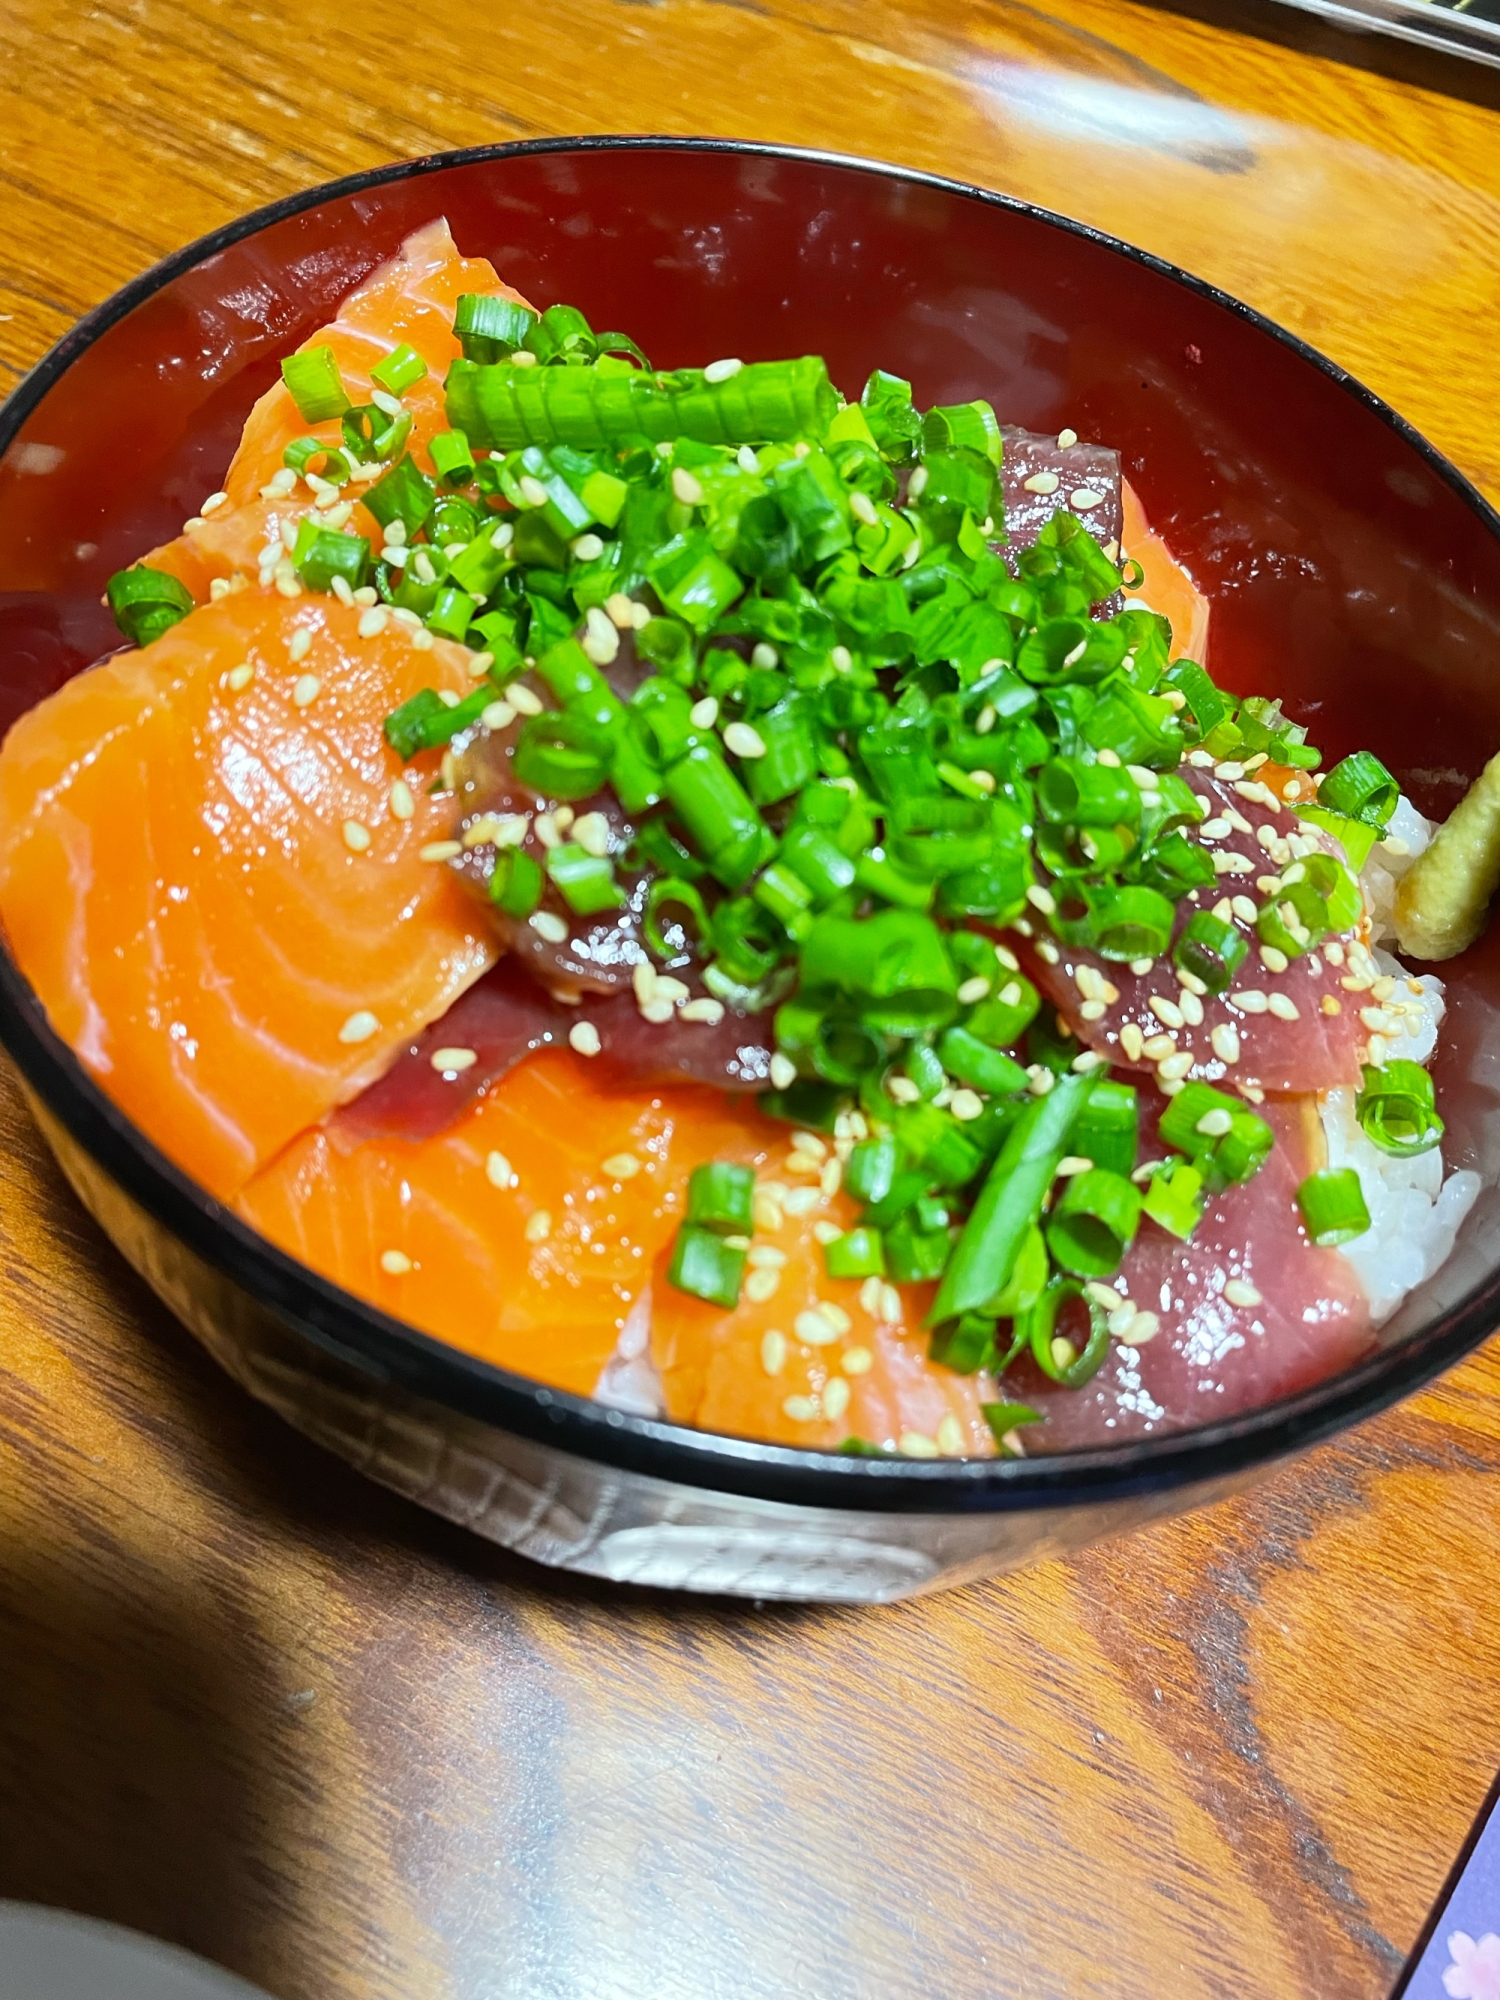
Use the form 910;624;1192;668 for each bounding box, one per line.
3;137;1499;1601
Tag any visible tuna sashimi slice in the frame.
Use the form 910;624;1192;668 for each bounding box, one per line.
1026;766;1372;1094
1011;1094;1372;1448
0;588;495;1197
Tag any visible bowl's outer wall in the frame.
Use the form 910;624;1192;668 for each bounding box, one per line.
1;143;1500;1584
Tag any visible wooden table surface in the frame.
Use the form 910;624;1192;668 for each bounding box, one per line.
4;3;1500;1996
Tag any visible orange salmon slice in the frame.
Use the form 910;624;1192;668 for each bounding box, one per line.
0;587;496;1198
147;219;533;603
1122;479;1211;664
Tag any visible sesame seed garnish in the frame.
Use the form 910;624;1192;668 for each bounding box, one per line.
1078;999;1106;1022
927;1413;961;1458
820;1376;851;1423
560;1020;600;1060
1023;471;1060;494
1070;487;1105;510
841;1345;873;1375
1071;1051;1106;1073
200;490;230;515
1266;993;1299;1021
793;1130;830;1163
420;840;462;863
679;997;725;1025
782;1394;820;1424
411;628;434;651
581;605;620;666
338;1009;380;1044
1187;749;1216;768
386;779;415;821
1177;990;1204;1026
430;1046;478;1073
998;976;1023;1002
507;682;542;716
723;720;766;759
1259;944;1289;973
225;662;255;692
1141;1032;1176;1060
1229;989;1268;1013
292;673;321;707
1027;1064;1055;1095
886;1074;921;1105
703;356;744;384
1321;995;1342;1016
1157;1051;1194;1081
956;975;992;1007
1210;1022;1241;1064
1198;817;1230;841
1117;1312;1160;1345
357;607;388;638
782;1186;822;1217
529;910;569;943
899;1431;939;1459
794;1307;840;1347
525;1209;552;1244
879;1283;902;1322
288;627;313;662
1231;896;1258;924
689;696;719;729
1196;1108;1234;1137
671;467;704;506
1107;1301;1138;1335
1120;1023;1145;1061
760;1330;788;1376
1224;1278;1262;1307
485;1150;515;1188
1057;427;1078;449
342;820;371;852
1056;1155;1094;1176
950;1087;984;1120
1026;883;1057;915
849;490;879;527
1360;1006;1392;1031
1211;852;1254;875
379;1249;412;1275
601;1152;640;1180
1148;995;1185;1030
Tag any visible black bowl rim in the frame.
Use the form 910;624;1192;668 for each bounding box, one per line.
2;133;1498;1517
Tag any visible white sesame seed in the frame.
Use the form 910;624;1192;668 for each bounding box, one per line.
437;689;462;711
1026;883;1056;915
1212;852;1254;875
723;721;766;759
525;1209;552;1244
1079;1000;1107;1022
690;697;719;728
337;1009;380;1046
841;1345;873;1376
795;1309;840;1348
1196;1108;1234;1138
287;626;313;663
1071;487;1105;510
820;1157;842;1197
899;1431;939;1459
533;812;562;852
380;1249;412;1275
357;607;388;638
886;1075;921;1105
737;445;760;473
342;820;371;853
411;628;434;651
950;1088;984;1121
571;532;604;562
1260;945;1289;974
1027;1065;1055;1095
1360;1005;1392;1031
328;573;354;607
878;1283;901;1323
935;1413;964;1456
761;1330;788;1376
1266;993;1299;1021
1157;1051;1195;1081
1231;896;1258;924
1071;1051;1107;1074
769;1053;797;1091
602;1152;641;1179
1149;995;1185;1031
507;682;542;716
1120;1022;1145;1061
386;779;415;822
849;490;879;526
481;701;515;730
1142;1033;1177;1060
579;606;620;666
812;1219;843;1245
791;1131;828;1160
1056;1155;1094;1176
420;840;462;863
1198;817;1231;841
1211;1022;1241;1065
518;474;550;509
1178;990;1205;1027
1022;471;1060;495
750;642;780;672
510;349;539;369
703;356;744;384
957;975;991;1006
1118;1312;1160;1345
292;674;321;707
430;1047;478;1074
529;910;569;943
1107;1302;1138;1336
1229;989;1268;1013
671;467;704;506
1057;428;1079;449
604;591;636;629
782;1394;820;1424
782;1186;823;1218
679;997;725;1025
485;1150;515;1189
1224;1279;1263;1308
225;661;255;692
1089;1281;1126;1310
569;1021;602;1057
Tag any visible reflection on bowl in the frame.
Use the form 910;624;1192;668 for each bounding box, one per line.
3;138;1499;1602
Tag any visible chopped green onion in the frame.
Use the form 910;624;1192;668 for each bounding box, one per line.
1141;1157;1207;1239
546;842;626;915
928;1312;996;1374
489;846;544;918
454;294;538;363
363;455;435;537
1297;1166;1371;1246
1158;1081;1273;1186
1070;1080;1138;1178
930;1071;1093;1324
644;876;709;959
667;1223;746;1307
1292;803;1379;872
845;1135;898;1206
663;744;775;889
1075;883;1176;962
1256;877;1328;959
106;565;193;647
1356;1060;1444;1157
1020;1279;1110;1388
1038;756;1141;829
1298;851;1363;933
283;435;352;484
292;517;372;593
824;1227;886;1280
936;1025;1029;1097
1318;750;1399;828
885;1213;953;1283
685;1160;755;1236
383;684;492;759
429;428;477;486
1045;1167;1142;1277
980;1402;1044;1453
370;341;428;396
921;400;1002;466
280;346;351;423
514;709;613;801
1173;911;1248;993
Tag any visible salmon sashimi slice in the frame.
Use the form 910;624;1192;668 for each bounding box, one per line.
652;1135;998;1458
1026;765;1372;1095
1012;1095;1372;1447
146;220;533;603
0;587;496;1197
236;1048;761;1398
1122;480;1210;664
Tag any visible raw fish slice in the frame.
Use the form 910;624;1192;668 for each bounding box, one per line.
1121;481;1210;663
1012;1094;1372;1446
0;588;495;1197
238;1048;763;1398
332;956;773;1147
1026;766;1370;1094
1000;427;1121;558
147;220;533;602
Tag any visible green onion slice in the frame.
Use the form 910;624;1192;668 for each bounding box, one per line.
1021;1279;1111;1389
105;565;193;647
1297;1166;1371;1246
1317;751;1399;828
1355;1060;1444;1157
1045;1167;1143;1277
280;346;351;424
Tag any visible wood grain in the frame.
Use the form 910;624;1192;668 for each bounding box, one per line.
2;4;1500;1996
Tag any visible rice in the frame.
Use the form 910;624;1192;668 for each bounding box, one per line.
1321;794;1480;1324
592;1288;665;1415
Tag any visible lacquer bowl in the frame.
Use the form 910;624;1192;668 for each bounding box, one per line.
3;139;1499;1602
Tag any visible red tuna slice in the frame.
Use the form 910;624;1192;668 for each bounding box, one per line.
1000;427;1121;558
330;957;773;1146
1011;1093;1373;1448
1025;763;1372;1094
